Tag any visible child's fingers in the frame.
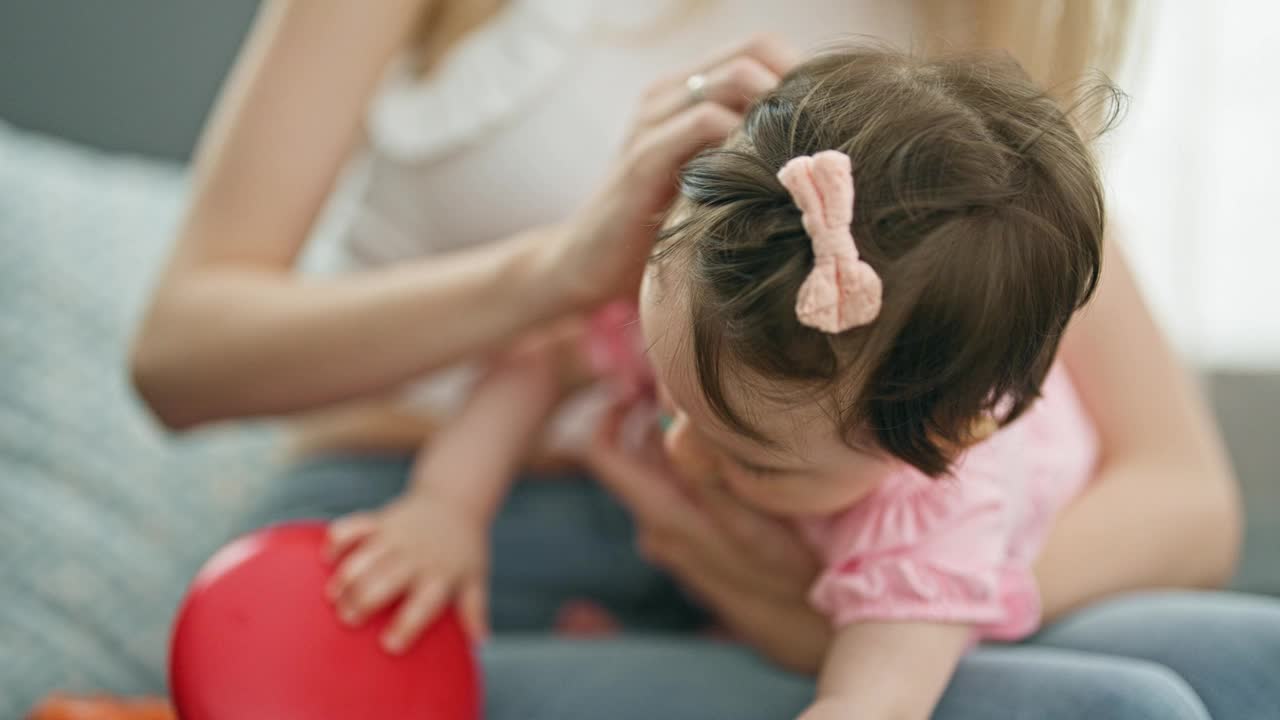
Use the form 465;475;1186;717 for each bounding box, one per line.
458;579;490;641
327;542;390;605
340;557;416;625
382;579;449;655
326;513;378;560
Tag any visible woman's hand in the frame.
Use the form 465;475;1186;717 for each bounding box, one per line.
585;397;831;673
546;35;797;309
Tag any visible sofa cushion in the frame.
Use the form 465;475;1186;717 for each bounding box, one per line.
0;120;281;716
1210;372;1280;595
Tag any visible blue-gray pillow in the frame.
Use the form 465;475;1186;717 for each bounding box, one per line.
0;120;281;715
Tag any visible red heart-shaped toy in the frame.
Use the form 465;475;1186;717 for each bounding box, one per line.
170;522;480;719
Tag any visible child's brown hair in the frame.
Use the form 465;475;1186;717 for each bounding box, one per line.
657;47;1118;476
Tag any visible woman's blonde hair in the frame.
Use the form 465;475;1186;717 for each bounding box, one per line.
409;0;1134;85
921;0;1134;93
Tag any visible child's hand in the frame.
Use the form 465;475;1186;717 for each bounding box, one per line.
326;493;489;653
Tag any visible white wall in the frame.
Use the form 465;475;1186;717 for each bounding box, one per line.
1109;0;1280;368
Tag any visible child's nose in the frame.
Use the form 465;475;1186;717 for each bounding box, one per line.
662;411;717;482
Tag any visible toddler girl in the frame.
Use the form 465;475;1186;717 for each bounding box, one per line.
333;45;1110;720
639;47;1108;719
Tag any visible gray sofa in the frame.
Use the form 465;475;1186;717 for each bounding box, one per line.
0;3;1275;717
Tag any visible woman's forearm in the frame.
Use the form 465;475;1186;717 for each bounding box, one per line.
1036;456;1240;621
132;225;568;428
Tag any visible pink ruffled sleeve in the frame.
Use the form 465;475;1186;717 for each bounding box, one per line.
806;473;1041;642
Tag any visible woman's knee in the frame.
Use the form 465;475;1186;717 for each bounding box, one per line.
1089;661;1211;720
1034;591;1280;717
480;638;1216;720
941;648;1209;720
481;637;812;720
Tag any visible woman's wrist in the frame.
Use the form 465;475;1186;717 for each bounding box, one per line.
510;221;599;316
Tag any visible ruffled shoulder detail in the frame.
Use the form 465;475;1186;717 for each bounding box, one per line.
368;0;596;162
807;471;1041;641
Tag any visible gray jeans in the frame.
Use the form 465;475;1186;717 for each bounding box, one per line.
243;454;1280;719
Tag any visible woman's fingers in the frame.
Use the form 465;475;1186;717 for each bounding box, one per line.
644;34;797;110
638;56;781;129
326;512;377;561
632;34;795;134
553;35;796;306
563;100;739;304
691;33;798;81
587;400;697;527
683;474;820;598
382;578;449;655
625;101;741;211
587;401;752;586
625;34;800;181
592;400;819;603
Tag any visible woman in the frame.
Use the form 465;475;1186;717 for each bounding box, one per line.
132;1;1276;717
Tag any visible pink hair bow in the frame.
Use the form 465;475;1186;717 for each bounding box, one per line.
777;150;882;333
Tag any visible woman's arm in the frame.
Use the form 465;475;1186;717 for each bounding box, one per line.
132;1;767;429
130;0;581;428
1038;234;1242;619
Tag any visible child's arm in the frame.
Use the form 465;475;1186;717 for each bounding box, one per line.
326;331;572;652
799;621;972;720
408;332;569;520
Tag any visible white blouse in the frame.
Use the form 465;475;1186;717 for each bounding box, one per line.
343;0;911;265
